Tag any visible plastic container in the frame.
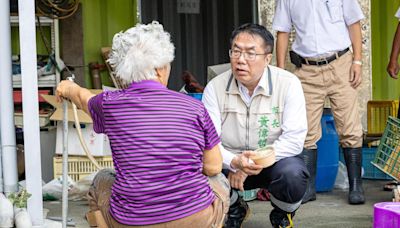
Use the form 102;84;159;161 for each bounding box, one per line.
53;155;113;181
339;147;392;180
0;193;14;227
374;202;400;228
13;90;50;103
362;147;392;180
372;116;400;181
187;93;203;101
316;109;339;192
367;100;398;137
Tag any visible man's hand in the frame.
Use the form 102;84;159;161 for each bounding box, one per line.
349;63;362;88
231;151;263;176
228;170;248;191
387;60;399;79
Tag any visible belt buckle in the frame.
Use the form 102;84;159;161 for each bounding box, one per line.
316;58;328;66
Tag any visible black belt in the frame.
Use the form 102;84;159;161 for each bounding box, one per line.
301;48;350;66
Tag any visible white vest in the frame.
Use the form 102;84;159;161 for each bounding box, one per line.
208;66;297;154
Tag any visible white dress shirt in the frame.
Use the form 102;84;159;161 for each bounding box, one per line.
272;0;365;58
396;7;400;19
202;67;307;170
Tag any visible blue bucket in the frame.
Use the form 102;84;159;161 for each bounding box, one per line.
187;93;203;101
316;109;339;192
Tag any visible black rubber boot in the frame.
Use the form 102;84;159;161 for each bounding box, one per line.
224;195;250;228
300;148;317;204
343;147;365;205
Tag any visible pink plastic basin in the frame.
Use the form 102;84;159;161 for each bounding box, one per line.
374;202;400;228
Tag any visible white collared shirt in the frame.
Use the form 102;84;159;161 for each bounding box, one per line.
237;71;268;106
272;0;365;58
202;66;307;170
396;7;400;19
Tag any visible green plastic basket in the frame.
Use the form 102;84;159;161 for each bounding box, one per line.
372;116;400;181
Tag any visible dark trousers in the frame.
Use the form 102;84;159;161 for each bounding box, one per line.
228;156;309;205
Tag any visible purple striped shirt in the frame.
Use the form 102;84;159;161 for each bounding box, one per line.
88;80;220;225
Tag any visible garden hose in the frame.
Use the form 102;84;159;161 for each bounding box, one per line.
65;75;102;169
71;101;101;169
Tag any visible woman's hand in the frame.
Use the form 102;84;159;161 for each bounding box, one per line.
56;80;79;102
55;80;95;114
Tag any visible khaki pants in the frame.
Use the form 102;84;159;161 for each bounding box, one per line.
294;51;363;149
87;169;230;228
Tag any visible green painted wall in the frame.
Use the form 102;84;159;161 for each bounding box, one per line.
81;0;137;87
11;26;51;56
371;0;400;100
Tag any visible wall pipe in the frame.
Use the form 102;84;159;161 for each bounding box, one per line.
137;0;142;22
62;99;69;228
0;0;18;194
18;1;44;226
0;117;3;193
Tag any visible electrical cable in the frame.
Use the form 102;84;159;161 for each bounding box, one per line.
36;16;52;55
36;15;65;79
36;0;80;20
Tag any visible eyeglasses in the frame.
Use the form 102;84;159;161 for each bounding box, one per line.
229;49;268;61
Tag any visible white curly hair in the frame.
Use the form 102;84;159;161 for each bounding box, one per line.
107;21;175;84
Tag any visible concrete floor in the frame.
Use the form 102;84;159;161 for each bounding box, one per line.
44;179;392;228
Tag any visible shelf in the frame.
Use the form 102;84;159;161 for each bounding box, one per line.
10;16;54;26
12;74;57;88
10;15;59;90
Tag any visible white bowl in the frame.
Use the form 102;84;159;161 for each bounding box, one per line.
250;145;276;168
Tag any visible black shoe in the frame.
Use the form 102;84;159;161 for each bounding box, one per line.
269;209;295;228
224;196;250;228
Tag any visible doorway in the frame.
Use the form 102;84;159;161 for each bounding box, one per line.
141;0;257;91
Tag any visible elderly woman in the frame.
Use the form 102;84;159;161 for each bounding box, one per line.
56;21;230;228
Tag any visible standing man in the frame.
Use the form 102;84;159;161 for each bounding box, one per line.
273;0;365;205
203;23;309;228
387;6;400;79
